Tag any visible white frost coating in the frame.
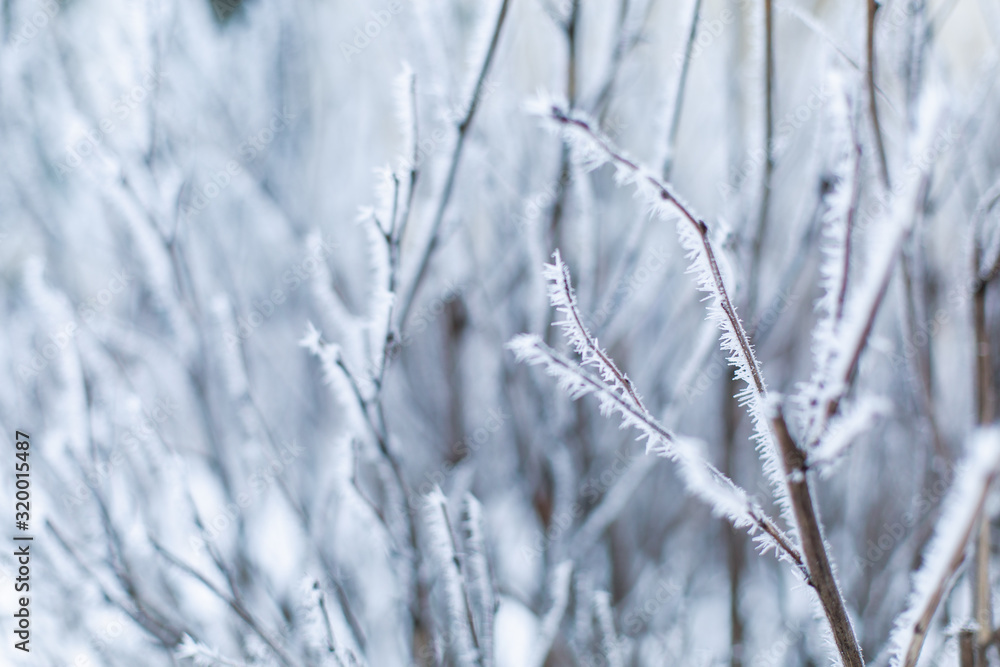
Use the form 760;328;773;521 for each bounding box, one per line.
393;62;416;167
301;578;367;667
306;231;365;360
528;561;573;667
301;579;330;656
801;89;944;448
299;322;342;386
506;335;675;451
796;69;857;443
456;0;505;120
508;334;800;573
809;398;890;476
888;428;1000;666
675;220;790;523
366;166;397;237
209;295;249;399
175;634;248;666
818;74;854;339
494;596;539;667
593;591;625;667
509;247;802;566
362;211;394;386
533;105;789;518
463;494;495;667
22;259;89;460
648;435;754;531
543;249;644;411
424;487;479;667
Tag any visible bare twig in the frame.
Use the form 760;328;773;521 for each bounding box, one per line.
150;538;296;667
975;513;992;656
975;180;1000;292
565;0;579;107
973;232;997;657
47;519;185;649
398;0;512;330
546;0;580;259
897;484;992;667
723;371;745;667
662;0;702;180
590;0;642;119
396;69;420;247
779;3;896;116
439;496;483;662
867;0;890;188
960;629;975;667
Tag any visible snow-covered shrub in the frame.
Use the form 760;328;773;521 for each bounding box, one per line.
2;0;1000;665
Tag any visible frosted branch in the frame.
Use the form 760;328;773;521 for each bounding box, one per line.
889;429;1000;667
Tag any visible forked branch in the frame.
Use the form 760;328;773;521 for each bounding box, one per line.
547;107;766;398
771;404;863;666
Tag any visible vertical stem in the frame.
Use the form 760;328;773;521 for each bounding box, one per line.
771;406;864;667
974;250;995;659
662;0;702;180
975;513;992;656
547;0;581;259
960;629;976;667
750;0;775;315
723;371;745;667
566;0;579;108
867;0;890;188
974;279;995;426
397;0;511;331
445;297;468;463
900;251;948;459
440;499;482;663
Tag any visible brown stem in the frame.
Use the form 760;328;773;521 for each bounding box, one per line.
724;371;745;667
960;629;976;667
900;483;993;667
867;0;890;188
975;513;992;657
566;0;579;107
771;405;864;667
974;243;996;657
545;108;863;661
549;109;766;398
520;337;807;577
813;175;929;446
552;254;644;409
974;278;995;427
546;0;580;258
